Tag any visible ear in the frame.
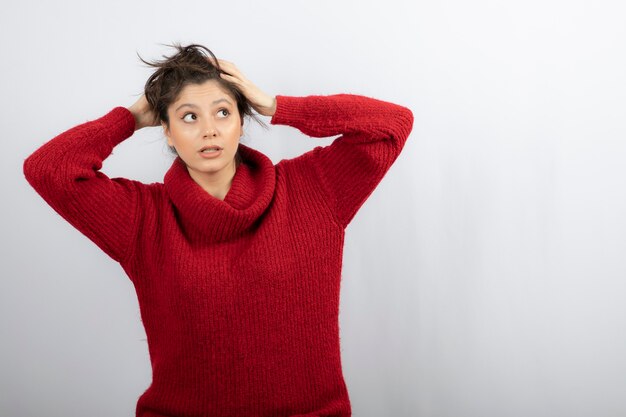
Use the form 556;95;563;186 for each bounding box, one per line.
162;121;173;146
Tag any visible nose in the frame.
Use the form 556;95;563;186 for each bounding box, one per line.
203;120;218;138
203;128;217;138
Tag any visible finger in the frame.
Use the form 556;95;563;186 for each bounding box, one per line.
206;55;221;69
215;59;233;71
207;57;233;74
216;58;234;67
219;69;248;87
219;72;242;85
216;59;245;78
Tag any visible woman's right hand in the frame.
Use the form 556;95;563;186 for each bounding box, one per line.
127;94;159;131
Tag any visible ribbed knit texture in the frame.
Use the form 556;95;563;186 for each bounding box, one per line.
23;94;414;417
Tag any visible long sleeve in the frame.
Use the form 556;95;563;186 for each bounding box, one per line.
22;107;143;264
271;94;414;227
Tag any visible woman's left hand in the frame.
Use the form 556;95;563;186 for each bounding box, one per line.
216;59;277;117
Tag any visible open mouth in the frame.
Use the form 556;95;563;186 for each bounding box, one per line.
199;145;223;153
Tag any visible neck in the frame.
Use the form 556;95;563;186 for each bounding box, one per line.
187;160;238;201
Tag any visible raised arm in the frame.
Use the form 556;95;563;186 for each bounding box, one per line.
271;94;414;227
216;59;414;228
22;96;158;264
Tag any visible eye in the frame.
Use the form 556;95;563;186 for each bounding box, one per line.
182;113;196;122
217;108;230;118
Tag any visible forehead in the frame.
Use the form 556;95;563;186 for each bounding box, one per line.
172;80;236;107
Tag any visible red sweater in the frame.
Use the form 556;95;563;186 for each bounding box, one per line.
23;94;414;417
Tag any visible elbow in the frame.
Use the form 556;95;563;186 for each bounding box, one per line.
386;105;414;152
23;150;60;194
397;105;414;140
23;152;42;188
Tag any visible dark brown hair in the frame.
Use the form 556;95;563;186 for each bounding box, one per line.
138;43;259;158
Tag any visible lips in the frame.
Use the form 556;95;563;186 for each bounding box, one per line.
199;145;223;153
198;145;224;159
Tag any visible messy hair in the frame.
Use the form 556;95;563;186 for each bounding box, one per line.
138;43;259;158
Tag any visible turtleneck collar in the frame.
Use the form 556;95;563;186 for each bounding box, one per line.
163;144;276;243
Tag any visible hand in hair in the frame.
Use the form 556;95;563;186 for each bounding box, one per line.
216;60;277;117
127;94;160;131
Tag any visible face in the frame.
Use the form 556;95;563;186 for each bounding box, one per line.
163;79;243;186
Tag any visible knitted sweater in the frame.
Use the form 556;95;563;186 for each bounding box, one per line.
23;94;414;417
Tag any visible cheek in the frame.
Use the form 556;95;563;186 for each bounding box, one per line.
223;121;242;140
170;123;199;140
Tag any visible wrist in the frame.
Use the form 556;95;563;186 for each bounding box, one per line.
126;106;139;130
128;106;151;131
266;97;277;117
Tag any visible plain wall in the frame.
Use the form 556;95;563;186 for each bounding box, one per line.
2;0;626;416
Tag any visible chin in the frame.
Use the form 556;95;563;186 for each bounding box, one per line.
190;158;235;174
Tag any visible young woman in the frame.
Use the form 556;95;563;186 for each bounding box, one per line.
23;44;414;417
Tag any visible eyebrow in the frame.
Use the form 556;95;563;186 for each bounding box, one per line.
175;98;233;112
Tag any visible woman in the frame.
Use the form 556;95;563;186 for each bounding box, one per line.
23;44;414;417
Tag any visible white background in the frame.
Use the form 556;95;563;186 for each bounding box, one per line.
2;0;626;416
